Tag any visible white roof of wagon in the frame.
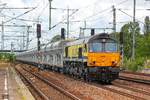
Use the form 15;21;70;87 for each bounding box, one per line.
43;40;72;50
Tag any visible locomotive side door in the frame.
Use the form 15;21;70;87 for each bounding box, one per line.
65;47;68;58
78;47;82;58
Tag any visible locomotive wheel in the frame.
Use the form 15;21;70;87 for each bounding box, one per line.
83;68;90;82
102;80;111;84
84;74;90;82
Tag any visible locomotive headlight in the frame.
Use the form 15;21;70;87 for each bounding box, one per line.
102;39;106;43
112;61;117;66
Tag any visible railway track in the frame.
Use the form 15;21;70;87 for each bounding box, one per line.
121;71;150;77
64;71;150;99
15;66;80;100
89;82;149;100
15;67;49;100
33;67;149;100
119;71;150;85
63;70;150;99
112;81;150;96
119;76;150;85
69;75;150;100
32;69;145;100
15;63;150;100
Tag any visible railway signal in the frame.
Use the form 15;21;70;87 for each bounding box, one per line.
91;29;95;36
61;28;65;39
37;24;41;51
37;24;41;38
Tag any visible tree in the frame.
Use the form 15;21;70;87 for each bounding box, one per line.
50;35;61;42
144;16;150;36
120;22;140;58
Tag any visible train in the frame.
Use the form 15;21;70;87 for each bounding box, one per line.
16;29;121;83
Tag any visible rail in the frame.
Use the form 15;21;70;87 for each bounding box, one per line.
15;67;50;100
119;76;150;85
22;67;80;100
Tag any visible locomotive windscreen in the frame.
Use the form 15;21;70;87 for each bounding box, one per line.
88;39;117;52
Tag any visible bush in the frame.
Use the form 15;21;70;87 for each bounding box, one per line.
0;53;16;62
123;57;145;72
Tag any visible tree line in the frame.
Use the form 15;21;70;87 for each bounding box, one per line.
119;16;150;71
0;53;16;62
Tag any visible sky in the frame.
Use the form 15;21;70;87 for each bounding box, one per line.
0;0;150;50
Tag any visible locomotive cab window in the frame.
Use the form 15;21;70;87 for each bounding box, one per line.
89;43;102;52
89;39;102;52
105;39;117;52
105;42;117;52
89;39;117;52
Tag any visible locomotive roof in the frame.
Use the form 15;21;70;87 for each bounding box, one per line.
16;33;113;56
66;33;113;46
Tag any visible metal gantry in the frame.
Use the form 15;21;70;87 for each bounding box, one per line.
0;24;31;50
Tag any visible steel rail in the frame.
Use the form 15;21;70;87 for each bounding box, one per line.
121;71;150;77
119;76;150;85
91;83;146;100
15;67;50;100
112;82;150;96
22;67;80;100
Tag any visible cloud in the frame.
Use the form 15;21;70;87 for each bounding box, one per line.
0;0;150;50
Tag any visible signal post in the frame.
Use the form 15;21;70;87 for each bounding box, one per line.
37;24;41;70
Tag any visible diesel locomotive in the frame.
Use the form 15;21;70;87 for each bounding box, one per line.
16;29;121;83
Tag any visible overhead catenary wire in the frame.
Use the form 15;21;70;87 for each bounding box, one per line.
117;8;150;10
0;1;43;50
118;9;145;24
37;3;49;19
64;10;113;35
3;7;37;24
50;9;79;30
1;13;39;22
2;0;132;50
64;0;129;34
52;0;129;37
82;0;129;20
70;0;129;37
50;6;108;30
44;0;129;32
0;7;36;9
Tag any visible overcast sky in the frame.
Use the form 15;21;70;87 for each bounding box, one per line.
0;0;150;50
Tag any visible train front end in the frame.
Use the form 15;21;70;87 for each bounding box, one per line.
87;34;120;82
